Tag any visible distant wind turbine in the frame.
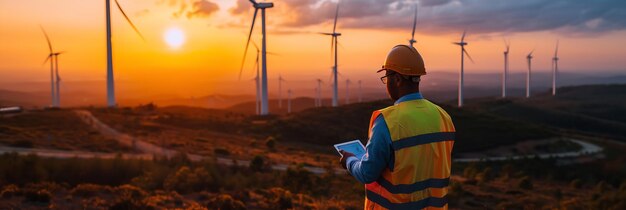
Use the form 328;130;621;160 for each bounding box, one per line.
526;50;534;98
53;52;64;107
106;0;145;107
409;5;418;47
314;87;319;107
453;30;474;108
502;39;510;98
41;26;63;108
552;41;559;96
320;2;341;107
240;0;274;115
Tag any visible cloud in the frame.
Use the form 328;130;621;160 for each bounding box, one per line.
186;0;219;18
228;0;626;35
165;0;219;19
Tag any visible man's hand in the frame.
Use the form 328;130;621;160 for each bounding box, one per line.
339;150;356;169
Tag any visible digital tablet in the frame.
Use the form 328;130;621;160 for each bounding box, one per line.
334;140;366;159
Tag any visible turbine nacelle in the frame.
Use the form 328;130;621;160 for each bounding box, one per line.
453;42;468;46
254;2;274;9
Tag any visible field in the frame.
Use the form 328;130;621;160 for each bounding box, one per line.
1;85;625;209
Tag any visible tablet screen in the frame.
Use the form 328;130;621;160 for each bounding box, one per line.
334;140;366;159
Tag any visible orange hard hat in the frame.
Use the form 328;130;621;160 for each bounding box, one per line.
377;45;426;76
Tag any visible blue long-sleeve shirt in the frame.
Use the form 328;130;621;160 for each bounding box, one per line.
346;92;424;184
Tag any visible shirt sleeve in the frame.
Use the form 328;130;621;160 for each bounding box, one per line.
346;115;393;184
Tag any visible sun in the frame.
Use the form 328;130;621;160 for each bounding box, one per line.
164;27;185;49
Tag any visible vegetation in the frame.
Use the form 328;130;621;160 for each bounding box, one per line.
0;153;362;209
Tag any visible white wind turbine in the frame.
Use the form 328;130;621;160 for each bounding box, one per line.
105;0;145;108
526;50;534;98
452;30;474;108
552;41;559;96
320;2;341;107
502;39;510;98
239;0;274;115
409;5;418;47
41;26;64;108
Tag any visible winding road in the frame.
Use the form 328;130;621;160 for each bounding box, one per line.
0;109;606;175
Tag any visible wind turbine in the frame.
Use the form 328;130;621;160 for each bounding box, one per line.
345;79;351;105
552;41;559;96
41;27;57;108
105;0;145;108
526;50;534;98
53;52;64;107
453;30;474;108
502;39;510;98
320;2;341;107
314;87;319;107
278;75;286;109
409;5;418;47
240;0;274;115
287;89;292;114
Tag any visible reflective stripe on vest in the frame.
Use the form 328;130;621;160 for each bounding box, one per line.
364;99;455;210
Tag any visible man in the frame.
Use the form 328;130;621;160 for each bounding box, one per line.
340;45;455;209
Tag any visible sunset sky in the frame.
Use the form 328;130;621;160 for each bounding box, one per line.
0;0;625;98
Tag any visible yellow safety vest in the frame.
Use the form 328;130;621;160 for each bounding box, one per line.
364;99;455;210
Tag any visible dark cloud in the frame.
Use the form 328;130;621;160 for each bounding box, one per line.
230;0;626;35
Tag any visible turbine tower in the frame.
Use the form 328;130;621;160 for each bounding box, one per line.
408;5;418;47
552;41;559;96
105;0;145;108
316;79;323;107
278;75;286;109
453;30;474;108
526;50;534;98
320;2;341;107
41;26;57;108
240;0;274;115
502;39;510;98
53;52;63;107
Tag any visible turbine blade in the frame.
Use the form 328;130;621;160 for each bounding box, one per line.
461;30;467;42
333;2;340;33
463;48;475;64
239;8;259;81
411;5;417;40
330;36;335;61
115;0;145;41
40;25;53;53
43;55;52;65
248;0;258;5
555;40;559;57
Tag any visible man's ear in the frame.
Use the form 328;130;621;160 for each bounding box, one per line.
394;74;403;87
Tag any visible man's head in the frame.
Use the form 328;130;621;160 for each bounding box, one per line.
378;45;425;101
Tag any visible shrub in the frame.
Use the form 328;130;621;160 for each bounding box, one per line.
71;184;112;197
23;189;52;203
267;188;293;210
1;184;20;198
570;179;583;189
265;137;276;150
250;155;266;172
518;176;533;190
206;194;246;210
